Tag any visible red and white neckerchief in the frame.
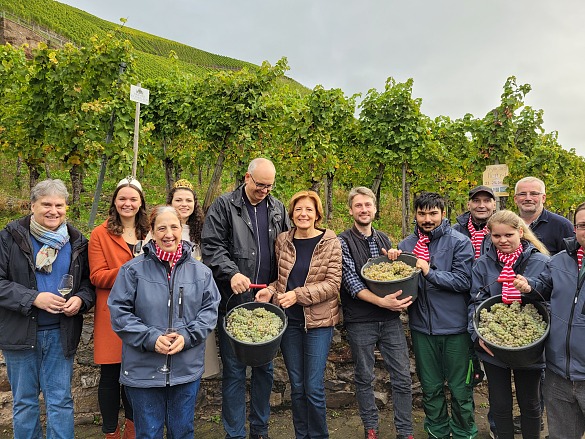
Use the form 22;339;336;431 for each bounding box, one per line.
497;245;523;304
413;230;431;262
467;216;488;259
155;242;183;280
578;247;584;270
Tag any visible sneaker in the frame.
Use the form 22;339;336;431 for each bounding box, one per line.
365;428;379;439
249;435;271;439
489;427;498;439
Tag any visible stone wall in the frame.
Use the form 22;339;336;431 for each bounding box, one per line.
0;314;421;427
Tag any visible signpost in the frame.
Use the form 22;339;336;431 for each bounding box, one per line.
483;164;509;209
129;84;150;178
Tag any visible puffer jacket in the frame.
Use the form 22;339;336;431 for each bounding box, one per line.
398;219;474;335
201;184;290;314
108;240;220;388
0;216;95;357
529;237;585;380
269;228;341;329
468;241;549;369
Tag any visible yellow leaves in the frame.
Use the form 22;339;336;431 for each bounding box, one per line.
81;100;105;113
48;52;58;65
68;155;82;165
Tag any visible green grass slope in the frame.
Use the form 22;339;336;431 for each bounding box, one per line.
0;0;256;78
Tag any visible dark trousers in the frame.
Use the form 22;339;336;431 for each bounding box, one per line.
483;362;541;439
99;363;133;433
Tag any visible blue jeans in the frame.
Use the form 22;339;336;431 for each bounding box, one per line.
280;323;333;439
544;369;585;439
345;319;414;436
218;318;273;439
125;380;200;439
3;329;74;439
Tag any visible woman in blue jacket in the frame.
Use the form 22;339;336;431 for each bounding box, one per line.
469;210;549;439
108;206;220;439
515;201;585;439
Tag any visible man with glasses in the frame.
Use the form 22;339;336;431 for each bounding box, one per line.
202;157;289;439
513;176;574;255
512;176;574;437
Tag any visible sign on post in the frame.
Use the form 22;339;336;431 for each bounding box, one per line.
130;84;150;105
483;164;509;197
129;84;150;178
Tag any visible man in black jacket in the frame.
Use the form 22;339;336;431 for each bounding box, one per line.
0;179;95;439
453;185;496;258
202;158;289;439
339;187;414;439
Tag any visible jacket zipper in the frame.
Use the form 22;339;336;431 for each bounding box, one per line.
179;286;184;318
165;263;177;385
565;259;584;378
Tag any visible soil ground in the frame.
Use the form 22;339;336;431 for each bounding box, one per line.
0;383;549;438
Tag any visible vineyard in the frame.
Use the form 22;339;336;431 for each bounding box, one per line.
0;1;584;241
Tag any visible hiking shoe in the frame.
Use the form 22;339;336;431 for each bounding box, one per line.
365;428;379;439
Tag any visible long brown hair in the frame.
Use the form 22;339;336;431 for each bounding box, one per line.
106;183;149;239
166;183;204;244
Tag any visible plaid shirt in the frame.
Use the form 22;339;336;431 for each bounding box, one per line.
339;231;381;298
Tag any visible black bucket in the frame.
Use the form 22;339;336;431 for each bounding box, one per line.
223;301;288;367
472;294;550;368
361;253;420;301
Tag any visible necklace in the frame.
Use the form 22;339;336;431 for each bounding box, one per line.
124;228;135;238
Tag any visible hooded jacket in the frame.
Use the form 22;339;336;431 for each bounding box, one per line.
529;237;585;380
468;241;549;369
0;216;95;357
268;228;341;329
398;219;474;335
108;240;220;388
201;184;289;314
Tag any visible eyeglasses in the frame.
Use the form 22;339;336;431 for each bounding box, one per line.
575;223;585;230
249;174;274;191
515;191;544;198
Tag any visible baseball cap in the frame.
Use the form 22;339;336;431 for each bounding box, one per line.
468;185;495;200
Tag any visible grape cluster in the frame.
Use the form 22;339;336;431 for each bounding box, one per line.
363;260;416;281
477;301;547;348
226;307;283;343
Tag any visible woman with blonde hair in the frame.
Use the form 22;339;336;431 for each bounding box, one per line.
468;210;549;439
256;190;341;439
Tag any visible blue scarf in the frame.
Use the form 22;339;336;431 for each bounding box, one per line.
30;217;70;273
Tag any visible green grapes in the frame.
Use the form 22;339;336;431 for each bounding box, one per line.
477;301;547;348
226;307;283;343
363;260;417;281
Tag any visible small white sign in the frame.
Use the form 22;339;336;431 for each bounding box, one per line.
130;85;150;105
483;164;509;197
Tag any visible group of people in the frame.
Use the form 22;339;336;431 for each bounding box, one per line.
0;158;584;439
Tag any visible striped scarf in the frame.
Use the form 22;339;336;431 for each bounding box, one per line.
578;247;584;270
29;217;70;273
154;242;183;280
497;245;523;304
467;215;487;259
413;230;431;262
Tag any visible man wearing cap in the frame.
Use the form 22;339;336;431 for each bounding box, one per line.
513;176;574;255
453;185;496;258
202;158;290;439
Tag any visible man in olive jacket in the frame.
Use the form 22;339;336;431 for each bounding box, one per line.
0;179;95;439
202;158;289;439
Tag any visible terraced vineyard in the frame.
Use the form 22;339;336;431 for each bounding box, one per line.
0;0;255;78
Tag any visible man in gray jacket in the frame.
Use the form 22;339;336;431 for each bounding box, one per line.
202;158;289;439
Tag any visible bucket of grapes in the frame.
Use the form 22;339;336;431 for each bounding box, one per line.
360;253;421;301
472;294;550;368
224;301;288;367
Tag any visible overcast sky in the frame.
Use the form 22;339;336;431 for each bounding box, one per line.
60;0;585;157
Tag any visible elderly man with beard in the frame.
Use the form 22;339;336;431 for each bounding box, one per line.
339;187;414;439
389;192;477;439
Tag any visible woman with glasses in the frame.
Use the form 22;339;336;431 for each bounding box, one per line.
88;177;149;439
469;210;549;439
